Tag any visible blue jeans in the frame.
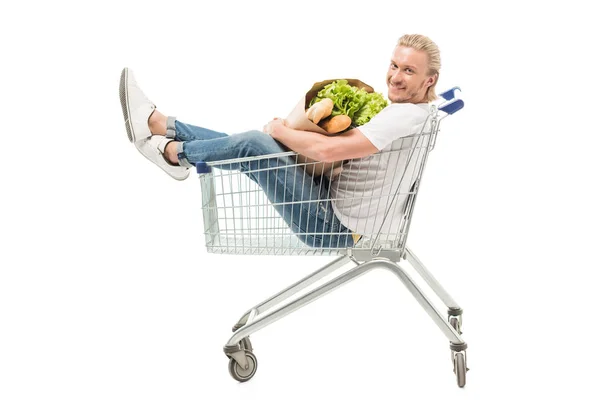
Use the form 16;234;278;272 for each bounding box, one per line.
173;120;354;248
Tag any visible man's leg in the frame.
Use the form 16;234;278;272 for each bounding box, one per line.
155;122;353;247
149;110;228;141
150;118;352;248
165;128;287;167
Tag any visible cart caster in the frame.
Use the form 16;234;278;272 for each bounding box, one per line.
232;323;254;352
449;316;462;334
452;352;467;388
228;351;258;383
240;337;253;352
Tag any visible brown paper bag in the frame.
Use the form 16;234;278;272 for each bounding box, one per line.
284;79;374;177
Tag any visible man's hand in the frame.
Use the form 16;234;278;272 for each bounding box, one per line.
262;117;286;136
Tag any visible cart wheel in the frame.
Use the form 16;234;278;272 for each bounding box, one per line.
228;351;258;383
453;352;466;388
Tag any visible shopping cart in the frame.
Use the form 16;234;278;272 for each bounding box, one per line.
195;88;467;387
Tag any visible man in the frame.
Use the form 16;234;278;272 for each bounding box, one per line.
120;34;440;248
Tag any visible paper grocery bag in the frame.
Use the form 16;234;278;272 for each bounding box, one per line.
284;79;375;177
285;79;374;135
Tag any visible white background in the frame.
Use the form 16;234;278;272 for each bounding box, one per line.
1;0;599;398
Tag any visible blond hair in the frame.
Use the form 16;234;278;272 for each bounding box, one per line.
397;34;441;102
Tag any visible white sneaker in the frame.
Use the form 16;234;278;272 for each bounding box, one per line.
119;67;155;143
135;135;190;181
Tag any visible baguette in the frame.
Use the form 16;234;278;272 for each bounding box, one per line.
305;98;334;124
319;114;352;134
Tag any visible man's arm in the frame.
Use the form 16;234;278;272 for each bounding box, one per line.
266;119;378;163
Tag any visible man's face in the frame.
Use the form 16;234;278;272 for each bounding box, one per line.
387;46;435;103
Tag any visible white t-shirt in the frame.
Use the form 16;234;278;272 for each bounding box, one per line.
330;103;431;241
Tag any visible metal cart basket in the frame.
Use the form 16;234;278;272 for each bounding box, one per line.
195;88;467;387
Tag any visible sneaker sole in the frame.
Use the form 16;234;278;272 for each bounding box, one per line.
119;68;134;143
135;141;190;181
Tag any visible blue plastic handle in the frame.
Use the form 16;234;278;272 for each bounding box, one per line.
196;162;212;174
438;86;461;101
439;99;464;115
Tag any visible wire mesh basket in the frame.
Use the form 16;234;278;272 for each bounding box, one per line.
196;105;447;257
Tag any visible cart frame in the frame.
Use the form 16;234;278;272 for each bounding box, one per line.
195;88;468;387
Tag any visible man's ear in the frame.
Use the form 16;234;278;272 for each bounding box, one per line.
427;75;437;87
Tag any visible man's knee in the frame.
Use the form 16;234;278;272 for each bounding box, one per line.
244;130;276;146
236;130;283;157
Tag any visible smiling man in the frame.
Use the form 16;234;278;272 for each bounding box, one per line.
120;34;441;247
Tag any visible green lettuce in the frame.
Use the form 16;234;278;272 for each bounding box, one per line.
308;79;389;126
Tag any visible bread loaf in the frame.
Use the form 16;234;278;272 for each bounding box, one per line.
305;98;334;124
319;115;352;134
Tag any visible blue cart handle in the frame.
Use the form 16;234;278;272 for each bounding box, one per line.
439;99;464;115
439;86;461;101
